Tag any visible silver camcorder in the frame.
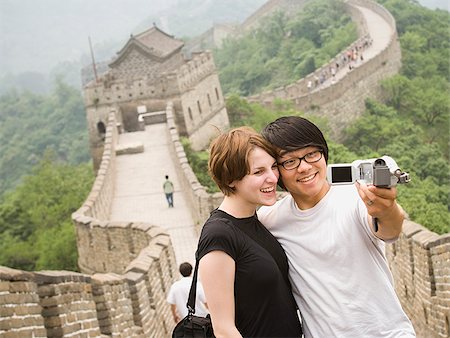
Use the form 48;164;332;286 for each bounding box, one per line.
327;155;410;188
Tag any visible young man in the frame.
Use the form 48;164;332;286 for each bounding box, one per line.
166;262;208;324
163;175;174;207
258;116;416;337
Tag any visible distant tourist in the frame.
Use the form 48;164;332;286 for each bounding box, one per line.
163;175;174;208
167;262;208;323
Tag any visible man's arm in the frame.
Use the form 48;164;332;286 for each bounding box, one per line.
170;304;181;323
356;181;405;241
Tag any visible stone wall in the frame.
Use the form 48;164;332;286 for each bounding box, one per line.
0;230;176;338
386;221;450;338
176;51;230;151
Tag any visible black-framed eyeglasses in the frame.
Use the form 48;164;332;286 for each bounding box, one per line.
278;150;323;170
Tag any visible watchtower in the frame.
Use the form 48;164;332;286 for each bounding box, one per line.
83;24;229;170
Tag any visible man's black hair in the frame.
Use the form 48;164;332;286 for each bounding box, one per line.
179;262;193;277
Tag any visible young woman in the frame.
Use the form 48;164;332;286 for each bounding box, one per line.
196;127;302;338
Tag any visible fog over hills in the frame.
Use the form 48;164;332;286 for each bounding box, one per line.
420;0;448;10
0;0;264;76
1;0;174;75
0;0;446;92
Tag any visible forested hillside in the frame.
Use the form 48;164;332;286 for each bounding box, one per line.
0;81;93;271
214;1;357;95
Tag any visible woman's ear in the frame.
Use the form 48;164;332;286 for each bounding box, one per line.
228;180;237;193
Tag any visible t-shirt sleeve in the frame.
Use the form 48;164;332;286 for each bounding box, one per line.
196;218;239;262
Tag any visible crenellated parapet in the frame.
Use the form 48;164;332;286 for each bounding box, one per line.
386;221;450;338
176;52;216;93
0;229;176;338
83;72;181;110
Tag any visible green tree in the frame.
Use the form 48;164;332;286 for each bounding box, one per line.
0;152;94;271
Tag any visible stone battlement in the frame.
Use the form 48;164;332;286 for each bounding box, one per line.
0;229;176;338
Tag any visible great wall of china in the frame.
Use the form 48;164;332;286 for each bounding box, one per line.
1;1;448;337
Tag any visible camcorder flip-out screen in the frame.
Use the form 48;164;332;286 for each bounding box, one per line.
329;166;353;183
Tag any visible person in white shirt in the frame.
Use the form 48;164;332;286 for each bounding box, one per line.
258;116;416;338
167;262;208;323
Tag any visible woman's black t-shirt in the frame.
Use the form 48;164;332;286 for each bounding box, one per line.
196;209;302;337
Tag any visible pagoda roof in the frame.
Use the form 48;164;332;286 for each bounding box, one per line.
109;25;185;67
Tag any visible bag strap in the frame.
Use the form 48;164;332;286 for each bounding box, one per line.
186;258;199;315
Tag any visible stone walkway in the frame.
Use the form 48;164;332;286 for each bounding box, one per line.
314;4;392;90
108;3;393;269
109;123;199;267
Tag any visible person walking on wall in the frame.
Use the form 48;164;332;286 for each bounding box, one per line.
163;175;174;207
167;262;209;324
196;127;302;337
258;116;416;338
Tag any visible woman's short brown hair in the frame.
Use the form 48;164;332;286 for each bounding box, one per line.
208;126;278;196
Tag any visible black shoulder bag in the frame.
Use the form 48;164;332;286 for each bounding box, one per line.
172;258;215;338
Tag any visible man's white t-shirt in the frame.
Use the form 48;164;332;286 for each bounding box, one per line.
258;185;415;338
167;276;208;319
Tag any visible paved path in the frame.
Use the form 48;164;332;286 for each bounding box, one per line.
313;4;392;90
107;3;393;269
109;123;199;267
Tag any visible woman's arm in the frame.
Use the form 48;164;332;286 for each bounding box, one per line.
199;250;242;338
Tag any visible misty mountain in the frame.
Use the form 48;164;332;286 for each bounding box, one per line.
0;0;264;85
0;0;174;75
135;0;267;38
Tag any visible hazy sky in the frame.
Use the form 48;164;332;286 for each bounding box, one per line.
0;0;175;74
0;0;447;76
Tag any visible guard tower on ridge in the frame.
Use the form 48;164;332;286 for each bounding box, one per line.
82;24;229;171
